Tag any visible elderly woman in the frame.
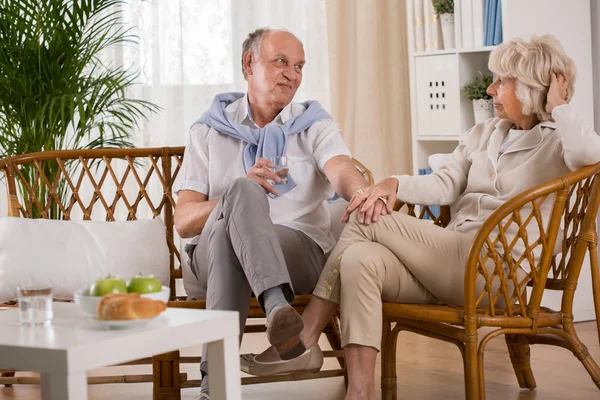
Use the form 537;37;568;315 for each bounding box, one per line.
241;35;600;400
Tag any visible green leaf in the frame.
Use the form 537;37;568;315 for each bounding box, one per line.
0;0;161;218
461;72;493;100
432;0;454;15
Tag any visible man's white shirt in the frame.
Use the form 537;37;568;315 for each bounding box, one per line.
174;94;351;254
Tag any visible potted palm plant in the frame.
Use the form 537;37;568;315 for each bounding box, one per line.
461;72;494;124
432;0;455;49
0;0;159;218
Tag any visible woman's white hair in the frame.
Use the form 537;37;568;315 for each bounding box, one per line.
488;34;576;121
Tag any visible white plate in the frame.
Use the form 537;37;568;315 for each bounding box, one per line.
90;316;158;329
74;286;171;316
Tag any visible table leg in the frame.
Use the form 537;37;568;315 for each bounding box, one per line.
207;336;241;400
41;372;87;400
153;350;181;400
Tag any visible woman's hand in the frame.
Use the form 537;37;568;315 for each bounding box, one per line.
545;73;568;114
341;177;399;224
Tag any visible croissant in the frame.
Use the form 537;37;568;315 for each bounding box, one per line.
97;293;167;320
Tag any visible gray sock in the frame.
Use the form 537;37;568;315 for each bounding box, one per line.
263;285;287;318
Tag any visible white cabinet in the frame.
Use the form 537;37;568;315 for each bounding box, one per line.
414;55;460;136
405;0;596;321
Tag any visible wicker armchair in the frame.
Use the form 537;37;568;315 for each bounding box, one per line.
0;147;373;399
383;162;600;399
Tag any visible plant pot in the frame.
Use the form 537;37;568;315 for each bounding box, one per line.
473;99;494;124
440;13;455;49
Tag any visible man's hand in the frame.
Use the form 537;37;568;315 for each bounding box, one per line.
342;177;398;224
247;157;281;195
545;73;568;114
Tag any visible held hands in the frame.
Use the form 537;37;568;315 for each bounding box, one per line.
341;177;399;225
247;157;281;196
545;73;568;114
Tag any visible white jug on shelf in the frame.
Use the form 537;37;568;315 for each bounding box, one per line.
440;13;455;49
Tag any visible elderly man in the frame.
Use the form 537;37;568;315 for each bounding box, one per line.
174;27;384;398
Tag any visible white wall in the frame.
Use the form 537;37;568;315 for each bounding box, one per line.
503;0;594;127
592;0;600;131
590;0;600;323
503;0;596;321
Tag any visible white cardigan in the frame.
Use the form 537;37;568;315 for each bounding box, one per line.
392;104;600;267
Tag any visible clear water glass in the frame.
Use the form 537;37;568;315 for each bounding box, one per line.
18;285;53;327
268;156;289;184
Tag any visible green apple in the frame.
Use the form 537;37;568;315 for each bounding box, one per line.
127;273;162;294
89;275;127;296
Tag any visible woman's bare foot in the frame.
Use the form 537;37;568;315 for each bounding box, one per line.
345;386;375;400
254;345;282;363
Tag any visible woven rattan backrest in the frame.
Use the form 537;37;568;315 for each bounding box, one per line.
394;202;451;227
0;147;185;294
464;162;600;319
0;148;374;297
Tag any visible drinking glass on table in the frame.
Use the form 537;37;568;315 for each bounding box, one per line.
17;284;53;327
267;156;289;185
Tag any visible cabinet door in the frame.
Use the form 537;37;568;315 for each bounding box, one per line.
415;55;461;136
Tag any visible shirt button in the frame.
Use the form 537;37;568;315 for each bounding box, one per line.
332;269;339;276
337;253;343;261
491;173;497;180
327;285;333;292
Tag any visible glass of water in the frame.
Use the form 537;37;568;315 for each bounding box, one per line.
268;156;289;184
18;285;53;327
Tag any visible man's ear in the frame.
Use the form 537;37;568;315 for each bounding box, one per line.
243;52;254;76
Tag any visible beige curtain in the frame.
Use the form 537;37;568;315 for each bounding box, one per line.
326;0;412;180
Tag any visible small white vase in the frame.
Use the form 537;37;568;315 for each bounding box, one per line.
440;13;455;50
473;99;494;124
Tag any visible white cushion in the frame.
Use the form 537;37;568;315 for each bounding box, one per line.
428;153;454;172
0;217;170;302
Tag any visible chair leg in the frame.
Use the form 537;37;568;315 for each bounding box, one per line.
152;351;181;400
381;319;400;400
323;315;345;369
1;371;15;387
465;334;481;400
561;321;600;389
589;243;600;345
504;334;536;389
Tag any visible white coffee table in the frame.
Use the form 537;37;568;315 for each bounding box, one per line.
0;303;241;400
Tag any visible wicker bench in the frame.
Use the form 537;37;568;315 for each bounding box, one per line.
0;147;373;399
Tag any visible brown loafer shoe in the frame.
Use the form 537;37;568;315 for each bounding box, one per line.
240;346;323;376
265;304;305;360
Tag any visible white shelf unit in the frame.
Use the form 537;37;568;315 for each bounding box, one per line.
406;0;594;176
404;0;596;321
406;0;504;173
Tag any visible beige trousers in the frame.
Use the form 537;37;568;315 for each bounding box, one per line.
313;211;475;351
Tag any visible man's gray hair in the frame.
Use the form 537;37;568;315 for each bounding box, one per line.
241;27;298;80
